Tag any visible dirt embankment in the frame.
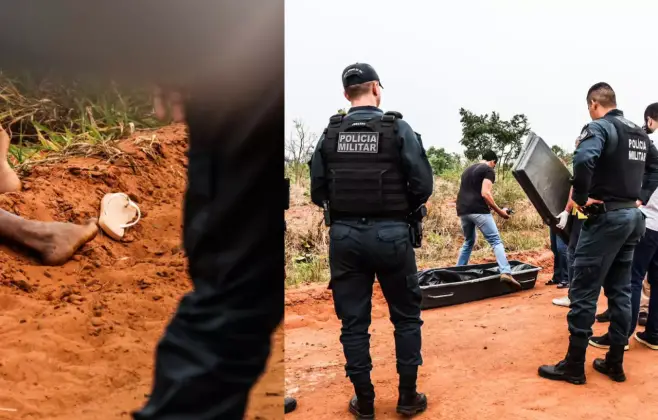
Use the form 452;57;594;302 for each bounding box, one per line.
285;251;658;420
0;124;282;419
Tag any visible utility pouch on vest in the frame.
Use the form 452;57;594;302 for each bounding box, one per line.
408;204;427;248
322;200;331;226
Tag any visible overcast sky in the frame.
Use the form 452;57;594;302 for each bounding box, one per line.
285;0;657;154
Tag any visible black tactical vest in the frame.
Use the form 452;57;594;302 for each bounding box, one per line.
590;110;648;202
321;111;410;219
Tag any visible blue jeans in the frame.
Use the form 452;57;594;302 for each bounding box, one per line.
629;228;658;339
550;227;569;285
457;213;511;274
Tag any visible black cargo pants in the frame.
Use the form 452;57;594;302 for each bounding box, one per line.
567;207;645;348
329;219;423;385
133;92;284;420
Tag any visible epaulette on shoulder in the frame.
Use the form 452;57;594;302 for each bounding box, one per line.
382;111;403;122
329;114;344;125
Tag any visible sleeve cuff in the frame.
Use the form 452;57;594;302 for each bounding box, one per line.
572;191;588;206
639;189;652;205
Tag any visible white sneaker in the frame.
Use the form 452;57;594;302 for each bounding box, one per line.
552;296;570;307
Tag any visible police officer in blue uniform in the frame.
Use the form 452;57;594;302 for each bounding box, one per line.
539;83;658;384
309;63;434;418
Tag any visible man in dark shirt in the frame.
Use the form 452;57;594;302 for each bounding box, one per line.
456;150;520;289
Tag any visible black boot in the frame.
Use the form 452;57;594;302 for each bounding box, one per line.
593;344;626;382
538;343;586;385
396;367;427;417
284;397;297;414
348;375;375;419
397;392;428;417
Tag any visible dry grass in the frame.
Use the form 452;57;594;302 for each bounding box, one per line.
285;167;547;287
1;73;162;170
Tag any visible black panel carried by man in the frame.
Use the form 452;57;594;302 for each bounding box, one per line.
539;83;658;384
309;63;434;419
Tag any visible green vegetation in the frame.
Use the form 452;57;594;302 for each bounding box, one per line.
426;147;461;175
458;108;530;177
283;108;549;287
285;165;546;288
1;73;162;169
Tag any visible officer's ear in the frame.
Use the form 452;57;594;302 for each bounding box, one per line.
343;90;350;101
372;82;380;97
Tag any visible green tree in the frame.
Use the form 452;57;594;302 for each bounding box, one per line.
550;144;573;165
458;108;530;177
551;145;566;158
426;146;460;175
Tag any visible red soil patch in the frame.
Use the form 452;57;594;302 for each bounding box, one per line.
0;124;282;419
285;252;657;419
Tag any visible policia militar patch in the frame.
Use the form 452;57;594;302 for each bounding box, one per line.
337;132;380;153
576;125;594;143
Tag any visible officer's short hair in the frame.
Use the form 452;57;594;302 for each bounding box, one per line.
344;81;376;100
482;150;498;163
645;103;658;122
586;82;616;108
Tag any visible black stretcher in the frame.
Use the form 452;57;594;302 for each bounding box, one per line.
417;261;541;310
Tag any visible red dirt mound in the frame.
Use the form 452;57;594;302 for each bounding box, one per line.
285;252;658;420
0;124;282;419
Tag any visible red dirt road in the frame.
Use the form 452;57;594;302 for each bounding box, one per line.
285;253;657;420
0;125;282;419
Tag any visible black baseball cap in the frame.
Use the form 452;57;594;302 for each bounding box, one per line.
341;63;383;89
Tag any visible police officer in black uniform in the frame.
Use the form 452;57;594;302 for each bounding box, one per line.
309;63;434;418
539;83;658;384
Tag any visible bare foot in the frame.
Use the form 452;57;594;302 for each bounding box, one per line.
0;164;21;194
39;219;99;266
0;126;21;193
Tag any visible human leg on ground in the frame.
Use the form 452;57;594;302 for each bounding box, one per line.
374;221;426;417
456;216;476;266
0;209;98;265
0;124;21;194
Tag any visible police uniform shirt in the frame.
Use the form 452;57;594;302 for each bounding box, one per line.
309;106;434;211
572;109;658;206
